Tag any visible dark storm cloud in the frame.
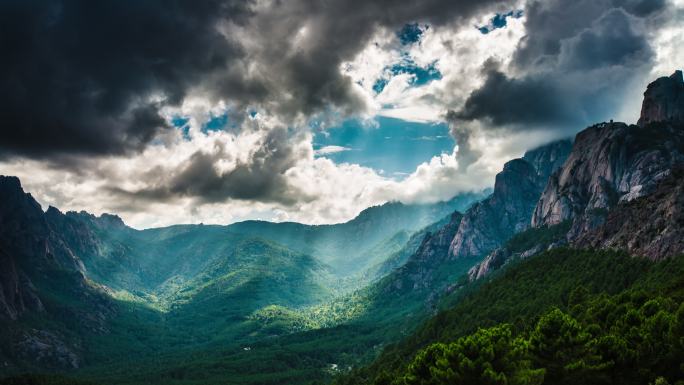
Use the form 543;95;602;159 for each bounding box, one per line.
0;0;251;157
558;8;652;71
221;0;518;121
454;0;668;131
0;0;515;159
457;70;571;126
109;128;311;206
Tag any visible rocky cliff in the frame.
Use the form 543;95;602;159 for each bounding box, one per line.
532;124;684;229
638;70;684;127
0;176;115;369
537;122;684;230
534;72;684;229
374;140;572;310
0;176;77;321
471;72;684;281
571;167;684;260
382;211;464;294
448;140;572;259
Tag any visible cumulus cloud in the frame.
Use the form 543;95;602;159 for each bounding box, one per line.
1;128;488;228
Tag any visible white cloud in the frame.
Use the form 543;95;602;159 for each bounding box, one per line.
341;13;527;123
314;145;352;155
0;120;497;228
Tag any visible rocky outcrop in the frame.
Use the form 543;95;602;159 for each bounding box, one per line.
531;122;684;228
534;72;684;229
0;248;44;321
16;329;81;369
469;73;684;280
571;167;684;260
467;219;571;281
383;211;463;293
448;140;572;258
637;70;684;127
467;247;511;281
0;176;52;320
0;175;117;370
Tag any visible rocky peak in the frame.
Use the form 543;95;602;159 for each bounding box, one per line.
447;140;572;259
0;176;45;228
0;176;100;320
638;70;684;127
522;139;573;178
69;211;127;230
532;119;684;228
98;213;126;229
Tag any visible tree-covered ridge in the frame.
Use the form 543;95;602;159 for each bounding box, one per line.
392;295;684;385
334;249;684;385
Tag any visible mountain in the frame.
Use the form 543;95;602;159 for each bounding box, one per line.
333;72;684;385
637;69;684;126
37;189;485;299
337;139;573;326
0;173;487;379
0;177;115;370
469;71;684;281
448;140;572;259
532;71;684;260
223;192;487;276
0;177;334;372
2;72;682;385
533;71;684;230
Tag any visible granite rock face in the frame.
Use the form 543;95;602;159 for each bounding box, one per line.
470;73;684;279
534;71;684;229
16;329;81;369
638;70;684;127
571;167;684;260
448;140;572;259
0;176;116;369
0;176;55;320
531;122;684;228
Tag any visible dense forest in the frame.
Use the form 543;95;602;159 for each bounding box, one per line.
334;249;684;385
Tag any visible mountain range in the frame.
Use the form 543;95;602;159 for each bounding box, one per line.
1;71;683;385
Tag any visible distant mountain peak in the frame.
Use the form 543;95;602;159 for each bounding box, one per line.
638;69;684;127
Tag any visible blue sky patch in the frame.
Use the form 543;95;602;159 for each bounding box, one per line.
397;23;427;45
314;117;454;176
390;58;442;86
171;116;191;140
372;78;389;94
478;10;523;34
373;56;442;94
202;113;229;132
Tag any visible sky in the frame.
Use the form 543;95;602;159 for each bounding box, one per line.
0;0;682;228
